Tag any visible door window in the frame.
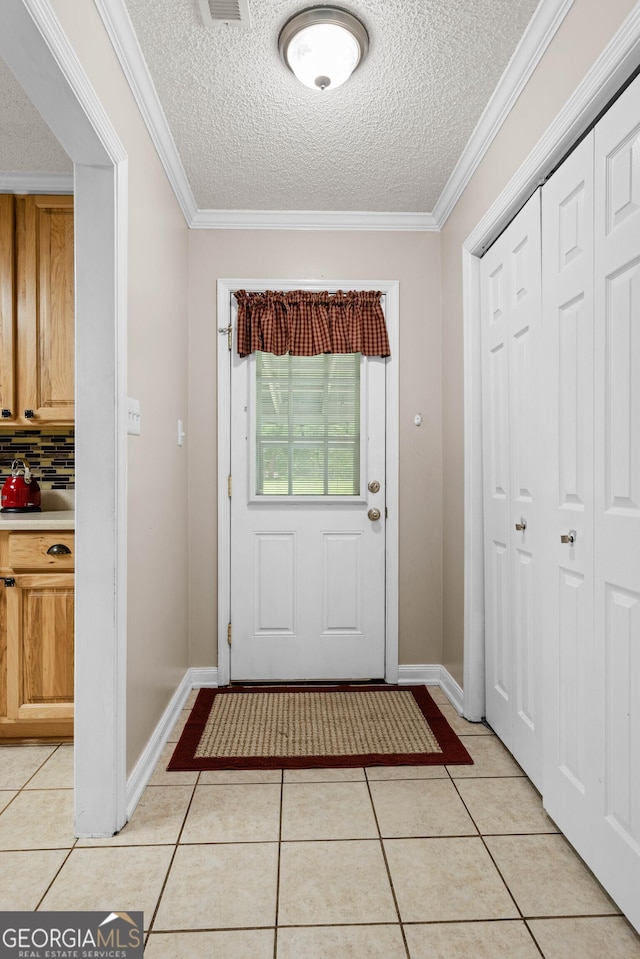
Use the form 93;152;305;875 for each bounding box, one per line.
253;352;362;498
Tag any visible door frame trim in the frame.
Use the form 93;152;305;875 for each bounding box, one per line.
216;278;400;686
461;3;640;721
0;0;129;834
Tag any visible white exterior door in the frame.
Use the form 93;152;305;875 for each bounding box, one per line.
541;131;596;857
480;189;543;789
592;75;640;929
229;312;387;682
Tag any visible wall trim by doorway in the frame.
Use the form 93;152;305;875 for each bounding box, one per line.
216;278;400;687
461;3;640;721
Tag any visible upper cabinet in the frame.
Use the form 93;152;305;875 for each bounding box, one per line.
0;194;74;428
0;196;16;420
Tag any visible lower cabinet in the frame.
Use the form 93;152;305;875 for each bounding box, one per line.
0;530;74;739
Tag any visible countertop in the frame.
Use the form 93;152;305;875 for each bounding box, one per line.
0;510;75;530
0;490;75;530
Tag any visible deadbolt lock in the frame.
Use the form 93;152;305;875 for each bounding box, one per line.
368;480;381;494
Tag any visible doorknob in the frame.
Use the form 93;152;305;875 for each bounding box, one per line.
368;508;381;522
560;530;577;545
515;518;527;531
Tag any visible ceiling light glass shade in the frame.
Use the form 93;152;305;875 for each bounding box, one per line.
279;7;369;91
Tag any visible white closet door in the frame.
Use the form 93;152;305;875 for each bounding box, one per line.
481;227;513;748
481;190;543;787
593;72;640;931
541;133;596;857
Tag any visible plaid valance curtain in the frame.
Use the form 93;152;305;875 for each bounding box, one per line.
234;289;390;358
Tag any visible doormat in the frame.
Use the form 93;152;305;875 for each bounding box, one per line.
167;685;473;770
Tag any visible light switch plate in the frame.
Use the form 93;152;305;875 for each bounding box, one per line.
127;397;141;435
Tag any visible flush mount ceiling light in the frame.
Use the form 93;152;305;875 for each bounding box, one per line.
278;6;369;91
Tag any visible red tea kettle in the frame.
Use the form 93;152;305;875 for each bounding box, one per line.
1;458;42;513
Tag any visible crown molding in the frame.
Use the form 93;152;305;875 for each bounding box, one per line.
431;0;575;229
94;0;437;231
0;172;73;193
190;208;439;231
94;0;197;223
96;0;574;233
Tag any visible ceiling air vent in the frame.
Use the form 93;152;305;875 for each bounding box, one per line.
197;0;251;28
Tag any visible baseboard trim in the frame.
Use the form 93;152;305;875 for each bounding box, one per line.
397;664;465;715
188;667;220;688
125;667;219;820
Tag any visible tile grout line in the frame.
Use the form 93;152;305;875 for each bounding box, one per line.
143;773;201;947
21;744;77;911
1;742;64;807
35;845;78;911
447;774;548;956
364;769;412;959
273;770;284;959
0;744;79;885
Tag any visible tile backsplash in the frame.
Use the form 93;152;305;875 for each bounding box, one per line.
0;430;75;490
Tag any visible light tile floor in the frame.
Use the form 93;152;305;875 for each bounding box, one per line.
1;686;640;958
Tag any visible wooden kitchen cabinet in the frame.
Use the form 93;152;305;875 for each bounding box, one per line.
0;194;74;427
0;195;17;420
0;530;74;739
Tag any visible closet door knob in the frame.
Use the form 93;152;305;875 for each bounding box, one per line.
560;530;576;545
515;519;527;531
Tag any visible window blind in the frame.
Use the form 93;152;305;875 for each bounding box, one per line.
255;352;360;496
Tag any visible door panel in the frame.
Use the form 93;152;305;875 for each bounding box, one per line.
605;261;640;511
481;190;542;786
514;546;534;730
541;132;595;853
557;567;587;792
0;195;16;419
558;295;588;507
593;73;640;929
253;533;296;634
16;196;74;425
5;573;74;721
322;533;362;632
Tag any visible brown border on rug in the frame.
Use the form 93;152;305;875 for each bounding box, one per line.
167;685;473;771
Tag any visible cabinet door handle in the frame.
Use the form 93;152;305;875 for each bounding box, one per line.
24;410;34;419
1;409;11;418
47;543;71;556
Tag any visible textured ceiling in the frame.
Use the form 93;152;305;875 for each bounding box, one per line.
0;57;71;174
124;0;541;213
0;0;542;214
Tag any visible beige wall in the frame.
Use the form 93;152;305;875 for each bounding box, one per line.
440;0;638;685
52;0;191;772
188;230;442;669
